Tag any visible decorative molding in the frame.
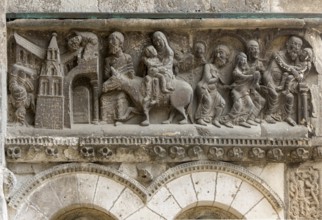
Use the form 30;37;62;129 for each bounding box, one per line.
5;136;314;163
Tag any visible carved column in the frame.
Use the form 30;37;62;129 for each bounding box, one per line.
299;83;309;125
91;79;99;124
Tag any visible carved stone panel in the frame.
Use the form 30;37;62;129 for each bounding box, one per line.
5;19;322;165
288;167;320;219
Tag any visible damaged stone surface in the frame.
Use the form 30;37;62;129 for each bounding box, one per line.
3;2;322;219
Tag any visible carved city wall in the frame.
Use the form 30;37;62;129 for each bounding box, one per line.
3;2;322;218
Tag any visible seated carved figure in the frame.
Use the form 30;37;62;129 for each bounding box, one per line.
263;36;305;126
143;31;175;106
102;31;135;124
221;52;261;128
276;47;313;92
142;45;174;105
102;31;193;126
195;44;230;128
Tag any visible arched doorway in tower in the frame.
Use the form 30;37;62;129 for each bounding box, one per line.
72;77;93;124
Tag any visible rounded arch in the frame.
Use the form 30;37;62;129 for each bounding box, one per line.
175;202;242;219
51;206;116;220
9;161;284;220
146;161;284;220
10;163;146;220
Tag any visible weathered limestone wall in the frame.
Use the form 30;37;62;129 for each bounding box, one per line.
0;0;7;219
2;1;322;220
6;0;322;13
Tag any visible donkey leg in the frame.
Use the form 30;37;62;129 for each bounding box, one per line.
141;107;151;126
176;106;188;124
162;109;175;124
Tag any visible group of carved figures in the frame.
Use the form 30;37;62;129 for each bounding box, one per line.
8;30;314;128
102;31;313;128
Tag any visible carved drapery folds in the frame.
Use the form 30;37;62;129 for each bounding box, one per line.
7;23;319;131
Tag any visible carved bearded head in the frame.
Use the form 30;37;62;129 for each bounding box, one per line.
247;40;260;61
108;31;124;55
286;36;303;61
214;44;230;67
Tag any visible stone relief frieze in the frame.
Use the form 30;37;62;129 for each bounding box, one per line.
288;167;320;219
6;27;319;134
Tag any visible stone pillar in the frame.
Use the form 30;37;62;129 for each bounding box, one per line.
91;79;99;124
0;0;8;219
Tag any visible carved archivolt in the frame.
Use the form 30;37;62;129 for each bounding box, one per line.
10;161;283;220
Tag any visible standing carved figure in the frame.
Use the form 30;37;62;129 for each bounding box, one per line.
195;44;230;127
103;31;135;124
221;52;261;128
263;36;304;126
8;64;35;126
246;40;266;123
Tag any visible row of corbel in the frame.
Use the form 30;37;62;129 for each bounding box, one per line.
5;144;322;163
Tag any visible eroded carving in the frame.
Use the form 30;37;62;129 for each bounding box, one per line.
6;147;21;160
267;148;284;161
207;147;224;160
8;64;35;126
7;28;317;132
195;44;229;127
289;167;320;219
80;146;95;158
98;147;113;158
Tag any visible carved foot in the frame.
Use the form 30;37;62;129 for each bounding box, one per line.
221;121;234;128
254;118;261;124
285;117;296;126
196;119;207;126
162;120;171;124
141;120;150;126
239;121;251;128
265;115;276;124
179;119;188;124
115;121;123;126
212;120;221;128
246;120;257;126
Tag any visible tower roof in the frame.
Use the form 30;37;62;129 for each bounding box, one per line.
48;33;59;50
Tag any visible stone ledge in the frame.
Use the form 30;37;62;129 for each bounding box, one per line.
4;131;313;163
